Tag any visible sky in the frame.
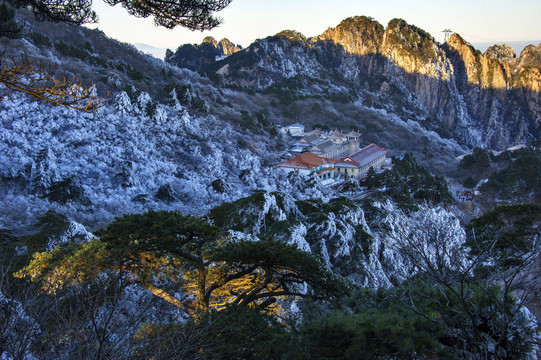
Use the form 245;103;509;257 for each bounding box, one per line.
86;0;541;53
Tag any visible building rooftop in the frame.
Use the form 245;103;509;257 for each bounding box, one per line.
311;139;341;154
344;130;362;138
336;144;389;168
276;152;337;170
285;123;304;129
298;133;325;146
326;130;346;139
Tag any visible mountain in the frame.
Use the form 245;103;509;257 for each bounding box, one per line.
1;11;540;360
167;16;541;150
165;36;242;72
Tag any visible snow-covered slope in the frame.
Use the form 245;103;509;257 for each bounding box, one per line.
0;91;288;232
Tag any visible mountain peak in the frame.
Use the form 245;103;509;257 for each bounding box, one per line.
165;36;242;71
484;44;515;61
317;15;383;56
202;36;219;47
273;30;308;44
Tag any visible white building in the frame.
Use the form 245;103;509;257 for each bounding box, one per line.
280;123;305;136
334;144;389;179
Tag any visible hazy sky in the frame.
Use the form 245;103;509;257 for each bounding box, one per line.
86;0;541;51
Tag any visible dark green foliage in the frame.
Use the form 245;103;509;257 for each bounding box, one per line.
213;239;348;300
126;65;147;81
423;117;452;139
491;150;513;163
366;153;453;209
144;99;157;118
295;278;537;360
265;75;307;105
296;287;446;360
136;305;290;360
54;40;108;67
99;210;218;253
239;109;278;136
480;148;541;201
463;176;477;189
165;42;221;72
41;177;91;206
0;228;16;246
362;166;377;188
165;83;207;112
458;147;491;180
466;204;541;269
239;109;260;133
55;39;90;60
155;183;178;203
295;199;321;215
199;305;290;360
20;210;70;252
0;2;22;38
386;18;438;63
209;178;230;194
354;227;372;257
26;30;52;47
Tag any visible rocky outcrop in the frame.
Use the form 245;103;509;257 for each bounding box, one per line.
317;16;383;57
219;38;242;56
484;44;515;62
165;37;242;72
446;34;512;90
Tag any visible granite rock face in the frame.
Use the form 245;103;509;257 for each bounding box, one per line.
165;37;242;71
166;16;541;149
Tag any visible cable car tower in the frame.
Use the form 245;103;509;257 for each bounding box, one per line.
442;29;452;42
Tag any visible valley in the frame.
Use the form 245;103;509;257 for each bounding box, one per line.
0;5;540;360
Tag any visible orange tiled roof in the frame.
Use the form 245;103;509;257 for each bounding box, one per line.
276;152;337;170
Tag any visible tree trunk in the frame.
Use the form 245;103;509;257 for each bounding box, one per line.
196;262;208;313
143;282;190;313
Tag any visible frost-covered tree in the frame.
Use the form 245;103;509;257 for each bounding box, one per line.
388;204;540;358
30;147;59;196
114;91;132;114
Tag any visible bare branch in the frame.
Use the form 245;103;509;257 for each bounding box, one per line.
0;56;107;112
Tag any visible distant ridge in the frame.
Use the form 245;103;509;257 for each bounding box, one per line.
472;40;541;54
134;43;167;59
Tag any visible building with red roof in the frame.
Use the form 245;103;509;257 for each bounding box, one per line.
276;152;337;185
334;144;389;179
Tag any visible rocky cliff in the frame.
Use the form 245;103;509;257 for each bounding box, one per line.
166;16;540;150
312;17;540;148
165;36;241;71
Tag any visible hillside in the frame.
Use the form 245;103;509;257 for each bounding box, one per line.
0;10;478;236
1;9;540;360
